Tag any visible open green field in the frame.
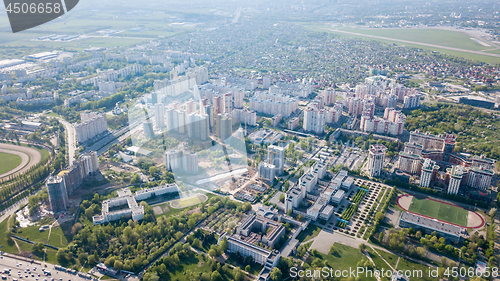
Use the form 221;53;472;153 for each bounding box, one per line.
338;27;487;51
0;152;23;175
408;197;468;226
397;258;437;281
318;243;377;281
177;195;202;207
304;24;500;64
297;225;322;242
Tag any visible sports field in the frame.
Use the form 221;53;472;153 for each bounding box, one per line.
408;197;468;226
178;196;202;207
0;152;23;175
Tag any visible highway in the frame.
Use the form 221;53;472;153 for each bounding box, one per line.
58;118;76;167
0;253;93;281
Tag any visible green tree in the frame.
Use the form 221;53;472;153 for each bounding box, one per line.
234;268;245;281
270;267;282;281
211;271;223;281
32;242;44;254
245;265;251;272
131;174;141;184
208;249;217;257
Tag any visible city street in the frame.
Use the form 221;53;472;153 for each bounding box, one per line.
58;118;76;167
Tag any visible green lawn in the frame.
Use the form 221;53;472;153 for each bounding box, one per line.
408;197;468;226
47;226;69;248
0;152;23;175
318;243;376;281
367;248;396;272
168;253;237;280
297;225;322;242
177;195;202;207
376;249;399;269
397;258;438;281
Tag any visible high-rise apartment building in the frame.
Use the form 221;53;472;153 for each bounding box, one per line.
303;107;325;134
419;158;439;188
47;176;69;211
74;112;108;143
154;103;165;129
447;166;464;194
268;145;285;175
217;113;233;141
143;121;154;138
367;144;387;178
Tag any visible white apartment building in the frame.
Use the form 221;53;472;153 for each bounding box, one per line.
447;166;464;194
250;92;298;117
154;103;165;129
367;144;387;178
303;107;325;134
467;167;493;190
420;158;439;188
74;112;108;143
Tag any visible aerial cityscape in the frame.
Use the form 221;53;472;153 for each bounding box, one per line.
1;0;500;280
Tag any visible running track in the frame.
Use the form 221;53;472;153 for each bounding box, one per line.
397;194;485;229
0;143;42;180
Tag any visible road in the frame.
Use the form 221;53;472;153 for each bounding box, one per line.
58;118;76;167
0;253;93;281
0;144;42;179
329;28;500;59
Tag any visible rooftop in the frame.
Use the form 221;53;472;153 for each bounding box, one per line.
400;212;464;237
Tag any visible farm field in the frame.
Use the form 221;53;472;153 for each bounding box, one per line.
408;197;468;226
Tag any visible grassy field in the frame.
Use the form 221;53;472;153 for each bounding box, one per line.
304;24;500;64
297;225;322;242
339;27;487;51
168;252;236;280
318;243;376;281
0;152;23;175
408;197;468;226
397;258;438;281
177;195;202;207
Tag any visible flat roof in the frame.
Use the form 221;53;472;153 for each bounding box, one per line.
400;212;463;237
126;146;152;155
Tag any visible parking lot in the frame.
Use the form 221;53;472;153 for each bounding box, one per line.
0;254;93;281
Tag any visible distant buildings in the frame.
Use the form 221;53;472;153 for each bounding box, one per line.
143;121;154;138
367;144;387;178
250;92;298;117
360;108;405;136
399;131;496;193
154;104;165;129
248;129;283;145
288;117;299;130
74;112;108;143
165;149;199;174
217;113;233;141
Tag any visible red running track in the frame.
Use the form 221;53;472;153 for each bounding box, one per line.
397;194;485;229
